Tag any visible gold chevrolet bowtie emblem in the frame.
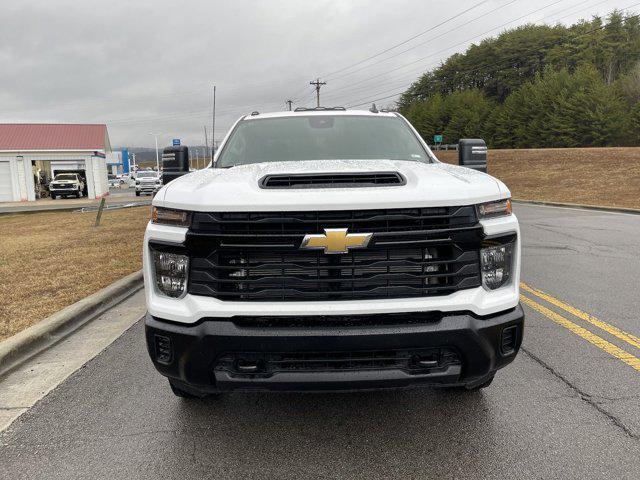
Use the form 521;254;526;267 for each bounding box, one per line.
300;228;372;254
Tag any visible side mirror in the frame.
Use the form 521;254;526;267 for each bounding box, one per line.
458;139;487;173
162;146;190;184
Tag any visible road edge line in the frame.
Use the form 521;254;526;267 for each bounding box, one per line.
0;270;143;378
512;199;640;215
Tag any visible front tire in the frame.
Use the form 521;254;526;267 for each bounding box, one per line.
169;381;200;399
168;379;221;399
135;191;140;196
464;374;495;391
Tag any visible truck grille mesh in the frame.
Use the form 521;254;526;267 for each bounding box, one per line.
186;207;482;301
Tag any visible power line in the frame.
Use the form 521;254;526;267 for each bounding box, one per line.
541;0;609;23
326;0;629;105
344;9;640;109
321;0;567;105
321;0;491;80
533;0;595;22
326;0;520;83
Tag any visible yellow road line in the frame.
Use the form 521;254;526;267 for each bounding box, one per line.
521;282;640;350
520;295;640;372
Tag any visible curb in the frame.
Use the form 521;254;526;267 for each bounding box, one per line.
512;199;640;215
0;270;144;378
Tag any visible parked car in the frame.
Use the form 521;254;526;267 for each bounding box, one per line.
143;108;523;398
108;174;121;188
135;171;161;196
49;173;85;199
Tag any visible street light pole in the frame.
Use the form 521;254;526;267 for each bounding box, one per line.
212;85;216;161
149;132;162;171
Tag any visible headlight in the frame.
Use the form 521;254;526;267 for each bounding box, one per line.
480;239;514;290
151;248;188;298
151;207;191;227
477;199;511;219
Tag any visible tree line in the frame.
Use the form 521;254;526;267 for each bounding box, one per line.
399;11;640;148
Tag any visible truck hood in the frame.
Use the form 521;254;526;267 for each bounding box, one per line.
156;159;509;211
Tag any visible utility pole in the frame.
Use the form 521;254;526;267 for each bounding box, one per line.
212;84;216;160
285;99;293;111
310;78;326;107
204;126;209;164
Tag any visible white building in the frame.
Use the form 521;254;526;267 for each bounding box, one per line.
0;123;111;202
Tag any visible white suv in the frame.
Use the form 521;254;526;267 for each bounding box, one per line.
143;109;523;398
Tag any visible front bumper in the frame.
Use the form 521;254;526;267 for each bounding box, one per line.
50;187;78;193
145;304;524;393
137;184;160;192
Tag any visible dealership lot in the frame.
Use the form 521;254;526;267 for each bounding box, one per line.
1;204;639;478
0;186;149;214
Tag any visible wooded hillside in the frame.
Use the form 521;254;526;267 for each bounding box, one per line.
399;11;640;148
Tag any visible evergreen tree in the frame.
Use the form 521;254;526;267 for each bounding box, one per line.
399;10;640;148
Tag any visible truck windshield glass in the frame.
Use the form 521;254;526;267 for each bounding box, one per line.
216;115;433;167
137;172;158;178
54;174;77;180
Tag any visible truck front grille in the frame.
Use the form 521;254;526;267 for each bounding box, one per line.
186;207;482;301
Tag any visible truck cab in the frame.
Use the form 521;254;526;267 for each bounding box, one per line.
143;109;523;397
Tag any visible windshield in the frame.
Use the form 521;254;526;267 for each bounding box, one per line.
137;172;158;178
54;174;77;181
216;115;433;167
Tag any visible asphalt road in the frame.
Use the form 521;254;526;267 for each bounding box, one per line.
1;204;639;479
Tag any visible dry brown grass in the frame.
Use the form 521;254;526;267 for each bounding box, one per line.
2;147;639;340
434;147;640;210
0;206;150;341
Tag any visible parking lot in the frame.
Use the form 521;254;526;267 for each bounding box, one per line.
0;186;150;214
1;203;638;479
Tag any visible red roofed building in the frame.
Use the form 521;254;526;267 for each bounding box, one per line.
0;124;111;202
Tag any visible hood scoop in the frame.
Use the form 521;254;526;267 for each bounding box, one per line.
259;171;406;189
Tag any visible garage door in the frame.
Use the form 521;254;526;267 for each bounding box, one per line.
0;162;13;201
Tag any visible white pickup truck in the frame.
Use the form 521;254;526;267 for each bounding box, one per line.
135;171;162;196
49;173;85;199
143;108;523;398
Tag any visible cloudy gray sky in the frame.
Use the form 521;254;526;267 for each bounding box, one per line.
0;0;631;148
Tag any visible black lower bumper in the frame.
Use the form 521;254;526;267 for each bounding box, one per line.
145;305;524;393
50;189;78;194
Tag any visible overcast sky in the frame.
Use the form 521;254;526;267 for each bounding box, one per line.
0;0;631;148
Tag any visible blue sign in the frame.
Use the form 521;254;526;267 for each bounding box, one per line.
122;149;130;174
172;139;181;146
433;134;443;143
